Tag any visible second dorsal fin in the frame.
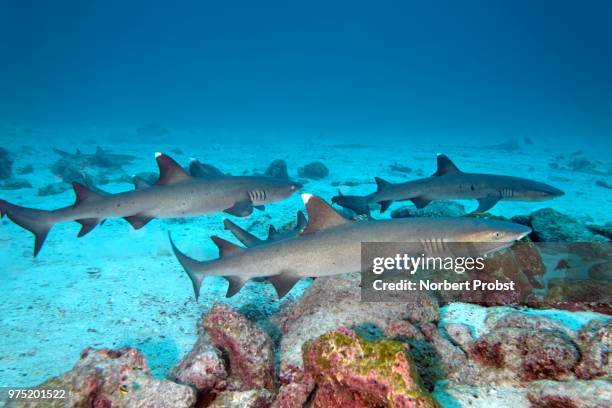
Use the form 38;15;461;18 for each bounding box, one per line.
211;236;245;257
300;194;349;235
433;154;461;176
155;153;190;185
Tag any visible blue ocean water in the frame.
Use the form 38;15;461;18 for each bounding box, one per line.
0;1;610;406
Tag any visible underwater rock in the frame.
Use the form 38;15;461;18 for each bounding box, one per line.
264;159;289;179
276;273;439;380
530;208;600;242
0;178;32;190
302;328;440;408
443;323;474;351
38;182;71;196
567;157;598;173
297;161;329;180
588;262;612;282
390;201;465;218
543;279;612;314
468;326;579;382
16;163;33;175
527;379;612;408
13;347;195;408
51;158;87;183
390;162;412;174
574;320;612;380
170;316;227;393
204;304;276;390
0;147;13;179
587;223;612;241
210;389;275;407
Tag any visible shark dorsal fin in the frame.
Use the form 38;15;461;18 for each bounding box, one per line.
211;236;245;257
301;194;349;235
132;176;152;190
296;210;307;231
267;225;278;240
96;146;104;155
72;182;102;207
433;154;461;176
155;153;190;185
374;177;392;193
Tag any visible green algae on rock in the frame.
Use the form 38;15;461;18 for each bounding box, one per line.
303;328;440;408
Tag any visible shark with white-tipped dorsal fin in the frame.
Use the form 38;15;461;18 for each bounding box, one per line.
332;154;564;215
0;153;301;256
169;194;531;300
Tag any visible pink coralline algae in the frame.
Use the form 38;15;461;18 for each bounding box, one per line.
204;303;276;391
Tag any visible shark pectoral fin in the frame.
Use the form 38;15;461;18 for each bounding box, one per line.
124;214;154;229
255;205;265;211
301;194;350;234
267;273;301;298
76;218;101;237
225;275;249;297
132;176;151;189
432;154;462;176
155;153;191;185
410;196;431;209
296;210;307;231
224;201;254;217
267;225;278;240
378;200;393;213
475;196;501;213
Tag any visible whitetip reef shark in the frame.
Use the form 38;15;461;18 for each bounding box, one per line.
0;153;302;256
169;194;531;300
332;154;564;215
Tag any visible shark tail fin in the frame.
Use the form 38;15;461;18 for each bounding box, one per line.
331;194;370;215
169;233;246;300
0;199;55;257
223;218;264;247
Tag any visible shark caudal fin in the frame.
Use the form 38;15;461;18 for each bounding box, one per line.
223;218;264;247
169;232;250;300
0;199;55;256
331;194;371;215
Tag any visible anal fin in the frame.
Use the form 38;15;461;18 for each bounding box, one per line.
224;201;254;217
124;214;154;229
267;273;302;298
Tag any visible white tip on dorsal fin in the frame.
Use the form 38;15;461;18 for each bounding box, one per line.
301;194;349;235
155;153;190;185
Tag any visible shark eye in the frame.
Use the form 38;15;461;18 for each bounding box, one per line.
493;231;504;239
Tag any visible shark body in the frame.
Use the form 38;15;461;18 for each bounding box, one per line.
332;154;564;215
170;194;531;300
0;153;301;256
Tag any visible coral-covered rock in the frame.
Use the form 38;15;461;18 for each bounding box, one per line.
543;279;612;314
276;273;438;379
303;328;439;408
574;320;612;379
210;389;275;407
298;161;329;180
8;347;195;408
530;208;601;242
443;322;474;351
527;379;612;408
589;262;612;282
272;373;315;408
204;303;275;390
170;316;227;392
390;201;465;218
264;159;289;179
468;327;579;382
